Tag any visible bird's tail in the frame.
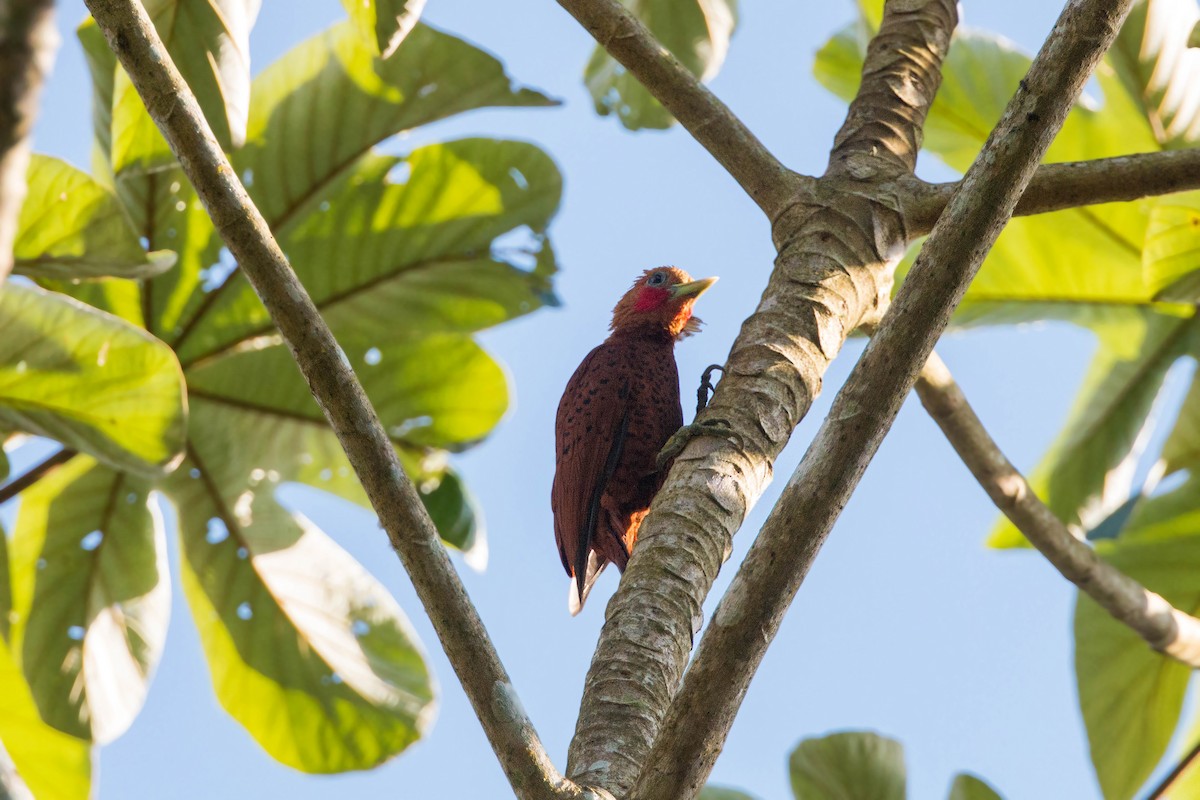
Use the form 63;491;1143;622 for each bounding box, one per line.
568;551;607;616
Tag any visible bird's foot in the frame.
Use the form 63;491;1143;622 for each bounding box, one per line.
694;364;725;415
656;418;745;473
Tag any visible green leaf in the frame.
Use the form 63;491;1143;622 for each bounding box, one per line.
1162;369;1200;474
234;21;553;233
8;456;166;743
77;17;116;184
989;314;1194;547
788;730;906;800
0;284;186;475
175;139;561;366
698;787;759;800
188;333;508;453
0;522;9;644
1110;0;1200;148
0;636;91;800
109;0;260;175
184;333;500;558
585;0;738;130
948;773;1003;800
15;155;174;280
1190;20;1200;48
1144;192;1200;303
168;458;435;772
341;0;425;58
1075;533;1200;800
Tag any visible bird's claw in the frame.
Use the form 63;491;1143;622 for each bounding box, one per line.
695;364;725;415
656;418;745;473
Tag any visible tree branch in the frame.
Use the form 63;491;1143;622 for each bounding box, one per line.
565;1;957;795
81;3;580;798
0;0;58;285
555;0;800;217
827;0;955;179
903;147;1200;236
628;2;1138;797
915;351;1200;665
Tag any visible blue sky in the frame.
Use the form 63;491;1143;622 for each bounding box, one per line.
16;0;1155;797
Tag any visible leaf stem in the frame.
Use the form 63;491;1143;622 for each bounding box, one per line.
1145;738;1200;800
0;447;76;505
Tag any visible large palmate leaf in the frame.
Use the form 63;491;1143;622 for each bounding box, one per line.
110;0;260;176
235;21;553;234
43;6;561;774
168;455;435;772
15;156;174;280
341;0;425;58
0;636;90;800
173;139;561;366
0;284;186;475
1110;0;1200;148
988;313;1195;547
585;0;738;130
1074;528;1200;800
788;731;906;800
8;456;166;744
183;332;499;557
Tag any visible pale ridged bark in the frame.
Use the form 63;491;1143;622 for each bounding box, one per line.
632;3;1138;798
565;1;957;794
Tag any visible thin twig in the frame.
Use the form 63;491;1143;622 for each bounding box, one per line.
81;3;579;798
555;0;800;217
0;0;58;284
903;147;1200;236
630;2;1138;798
1145;737;1200;800
916;351;1200;665
0;447;74;505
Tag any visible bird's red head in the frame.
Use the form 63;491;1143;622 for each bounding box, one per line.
609;266;718;340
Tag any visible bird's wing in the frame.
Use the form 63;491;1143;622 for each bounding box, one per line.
552;344;632;610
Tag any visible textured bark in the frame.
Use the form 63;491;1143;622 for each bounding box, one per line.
82;2;581;798
904;147;1200;236
916;352;1200;666
564;1;957;794
629;3;1137;798
0;0;57;285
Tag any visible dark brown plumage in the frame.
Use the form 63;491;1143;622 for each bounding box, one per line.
551;267;717;614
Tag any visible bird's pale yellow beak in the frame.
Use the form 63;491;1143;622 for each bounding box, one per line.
671;276;718;299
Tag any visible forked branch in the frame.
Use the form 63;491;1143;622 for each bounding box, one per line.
82;2;579;798
566;0;957;794
916;351;1200;666
631;2;1139;797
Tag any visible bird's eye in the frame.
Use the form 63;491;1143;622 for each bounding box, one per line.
649;271;667;286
